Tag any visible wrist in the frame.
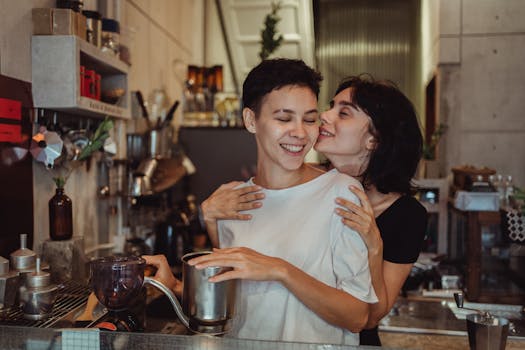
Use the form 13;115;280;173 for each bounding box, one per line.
200;201;216;223
368;236;383;257
273;258;290;283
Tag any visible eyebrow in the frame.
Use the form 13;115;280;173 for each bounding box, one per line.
273;108;319;115
330;99;359;110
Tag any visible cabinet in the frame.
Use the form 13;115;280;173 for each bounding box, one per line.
449;205;525;303
31;35;129;119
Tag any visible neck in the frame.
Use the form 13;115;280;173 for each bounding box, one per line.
254;163;322;189
364;184;402;217
330;154;369;180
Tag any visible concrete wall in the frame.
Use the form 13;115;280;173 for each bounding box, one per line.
438;0;525;188
0;0;203;251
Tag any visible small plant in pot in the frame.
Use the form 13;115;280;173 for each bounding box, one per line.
32;118;113;241
420;123;447;178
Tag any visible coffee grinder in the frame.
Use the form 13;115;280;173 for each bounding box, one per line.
89;256;146;332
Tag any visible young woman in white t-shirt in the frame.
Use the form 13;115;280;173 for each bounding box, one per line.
144;59;377;345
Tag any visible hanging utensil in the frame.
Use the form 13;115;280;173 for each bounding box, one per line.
30;126;63;168
161;100;179;128
135;90;151;129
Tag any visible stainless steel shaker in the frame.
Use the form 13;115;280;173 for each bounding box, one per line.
19;258;58;320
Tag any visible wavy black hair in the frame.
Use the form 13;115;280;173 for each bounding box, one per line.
242;58;323;116
335;75;423;195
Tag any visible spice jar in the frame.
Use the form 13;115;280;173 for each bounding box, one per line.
82;10;102;48
101;18;120;57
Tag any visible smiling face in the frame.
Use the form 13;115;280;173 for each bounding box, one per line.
243;85;319;174
314;87;377;175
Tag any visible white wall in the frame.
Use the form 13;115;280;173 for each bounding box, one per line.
438;0;525;188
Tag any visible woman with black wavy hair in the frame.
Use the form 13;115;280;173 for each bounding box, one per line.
315;75;427;345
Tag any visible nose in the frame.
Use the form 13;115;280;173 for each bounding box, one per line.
319;110;332;125
289;120;307;139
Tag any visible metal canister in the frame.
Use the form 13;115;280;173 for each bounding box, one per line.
19;258;58;320
0;256;20;311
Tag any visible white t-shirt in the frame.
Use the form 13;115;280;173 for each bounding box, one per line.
218;169;378;345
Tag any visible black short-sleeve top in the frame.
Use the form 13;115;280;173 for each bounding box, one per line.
376;195;428;264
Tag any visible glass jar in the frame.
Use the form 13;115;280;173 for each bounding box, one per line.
49;187;73;241
101;18;120;57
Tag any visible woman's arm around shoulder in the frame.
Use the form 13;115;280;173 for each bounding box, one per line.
201;181;265;247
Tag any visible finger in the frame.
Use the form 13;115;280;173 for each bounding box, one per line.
187;250;231;266
220;181;245;190
208;270;239;283
142;254;166;268
341;218;364;234
235;213;253;220
236;185;263;196
349;185;373;212
238;202;262;211
335;197;361;212
239;192;265;203
335;207;355;219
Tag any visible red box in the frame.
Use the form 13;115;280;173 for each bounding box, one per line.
0;123;22;143
83;69;96;99
0;98;22;120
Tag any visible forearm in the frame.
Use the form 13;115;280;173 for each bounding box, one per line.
277;259;369;332
364;247;389;327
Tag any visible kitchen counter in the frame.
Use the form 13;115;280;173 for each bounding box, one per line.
378;296;525;349
2;288;524;349
0;325;396;350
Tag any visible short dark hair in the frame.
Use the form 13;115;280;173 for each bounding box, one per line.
335;75;423;195
242;58;323;116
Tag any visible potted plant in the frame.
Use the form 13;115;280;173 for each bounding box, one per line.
420;123;447;178
259;1;283;61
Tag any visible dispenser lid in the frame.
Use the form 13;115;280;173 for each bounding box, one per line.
10;234;36;257
26;258;52;288
0;256;9;275
10;234;37;270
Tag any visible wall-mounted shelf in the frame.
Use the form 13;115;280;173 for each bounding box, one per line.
31;35;130;119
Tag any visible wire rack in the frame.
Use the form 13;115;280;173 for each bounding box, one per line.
0;280;90;328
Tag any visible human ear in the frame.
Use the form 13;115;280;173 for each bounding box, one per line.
365;135;378;151
243;108;256;134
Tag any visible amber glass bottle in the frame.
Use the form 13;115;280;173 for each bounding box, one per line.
48;187;73;240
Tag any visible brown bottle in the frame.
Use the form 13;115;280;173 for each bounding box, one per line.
48;187;73;240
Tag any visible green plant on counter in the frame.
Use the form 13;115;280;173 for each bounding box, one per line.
511;186;525;214
51;117;113;188
422;123;447;160
259;1;284;61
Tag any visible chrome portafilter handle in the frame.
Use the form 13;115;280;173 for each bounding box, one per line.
453;292;491;319
454;292;518;335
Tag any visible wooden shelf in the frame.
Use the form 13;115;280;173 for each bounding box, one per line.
31;35;130;119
